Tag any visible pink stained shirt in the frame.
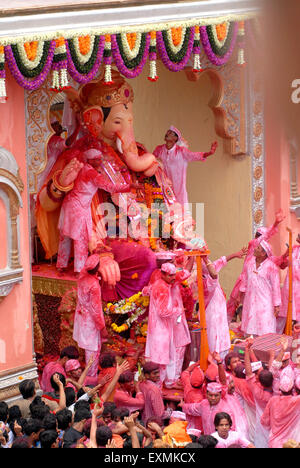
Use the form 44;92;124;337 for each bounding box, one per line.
139;379;165;424
240;257;282;336
211;430;252;448
227;224;278;316
145;271;191;366
246;374;273;448
261;394;300;448
202;256;231;354
153;144;206;205
41;361;66;393
73;272;105;352
113;389;145;413
182;397;237;435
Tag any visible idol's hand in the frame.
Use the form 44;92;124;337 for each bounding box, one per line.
59;158;83;187
99;256;121;287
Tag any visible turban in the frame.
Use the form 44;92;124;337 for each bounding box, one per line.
169;125;188;148
190;367;205;388
161;262;176;275
207;382;223;394
260;240;273;257
205;364;218;382
170;411;186;421
187;428;202;438
279;374;294;393
65;359;81;373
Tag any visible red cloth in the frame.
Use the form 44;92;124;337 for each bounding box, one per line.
181;369;204;432
98;367;117;402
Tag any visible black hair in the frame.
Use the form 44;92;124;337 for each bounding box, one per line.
87;263;100;275
42;412;57;431
23;418;43;436
111;408;122;421
9;417;27;437
185;442;202;448
74;399;91;413
19;379;36;399
214;412;233;428
11;436;30;449
39;430;58;449
258;370;273;389
60;346;79;360
197;435;218;449
50;372;66;392
234;363;246;379
0;401;8;423
99;352;116;369
96;426;112;447
118;370;134;384
65;386;76;407
8;405;22;423
56;408;73;431
73;407;91;423
103;402;116;413
224;352;240;371
119;407;130;421
29;403;50;421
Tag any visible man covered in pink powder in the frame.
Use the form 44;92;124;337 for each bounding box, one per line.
73;254;106;378
153;126;217;205
227;209;285;322
144;262;191;389
239;240;282;336
261;372;300;448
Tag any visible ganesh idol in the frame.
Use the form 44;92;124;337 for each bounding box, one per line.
36;69;207;302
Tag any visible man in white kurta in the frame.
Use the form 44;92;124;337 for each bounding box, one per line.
153;126;217;205
240;241;282;336
144;262;191;388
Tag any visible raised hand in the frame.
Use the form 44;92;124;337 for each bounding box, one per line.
236;247;248;258
203;141;218;158
274;209;285;226
59;158;83;187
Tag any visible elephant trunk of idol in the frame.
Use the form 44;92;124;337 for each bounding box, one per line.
116;127;158;177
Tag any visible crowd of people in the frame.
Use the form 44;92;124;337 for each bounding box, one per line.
1;204;299;449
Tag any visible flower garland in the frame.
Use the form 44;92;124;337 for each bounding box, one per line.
192;25;202;73
9;40;53;78
148;31;158;81
200;22;238;66
237;21;246;66
0;45;6;102
156;26;195;72
51;37;70;92
5;40;56;90
105;291;149;334
66;35;105;83
111;32;150;79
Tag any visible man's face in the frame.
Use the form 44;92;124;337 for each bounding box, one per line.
254;244;267;259
216;418;231;438
206;391;221;406
70;368;82;380
229;356;241;372
162;272;176;284
164;130;178;149
148;369;160;383
123;380;135;394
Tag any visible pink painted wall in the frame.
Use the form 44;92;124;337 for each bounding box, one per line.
0;72;33;372
265;116;300;263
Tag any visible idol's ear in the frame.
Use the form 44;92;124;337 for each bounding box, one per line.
82;106;104;138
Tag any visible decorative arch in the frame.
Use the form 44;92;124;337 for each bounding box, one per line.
0;146;24;303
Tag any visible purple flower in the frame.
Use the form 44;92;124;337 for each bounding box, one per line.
200;23;238;66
